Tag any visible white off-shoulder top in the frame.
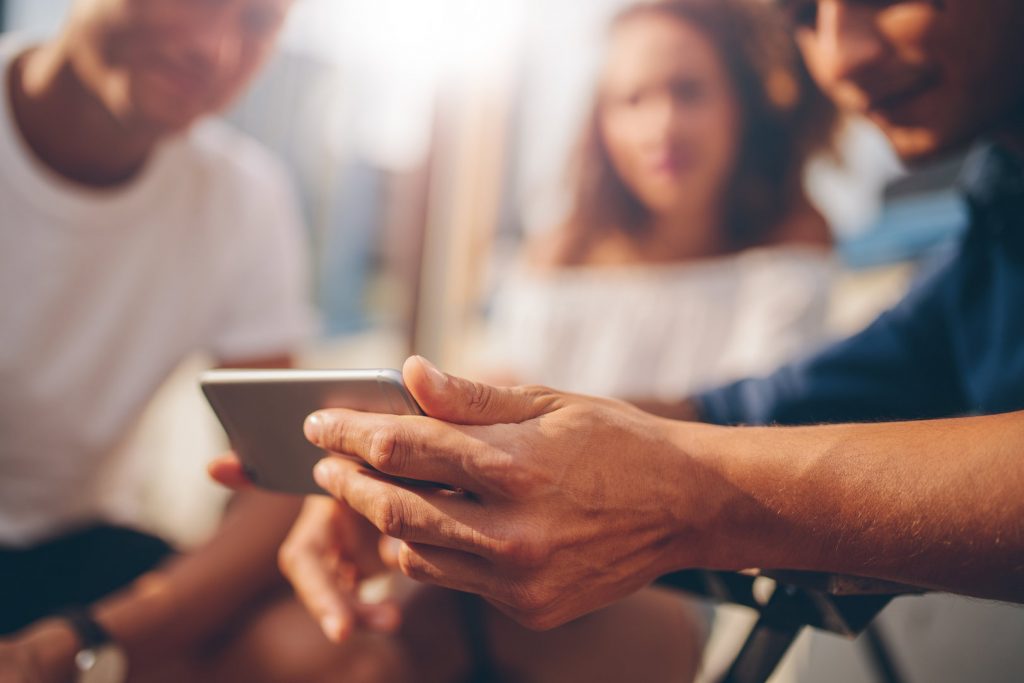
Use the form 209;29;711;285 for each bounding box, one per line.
482;246;835;400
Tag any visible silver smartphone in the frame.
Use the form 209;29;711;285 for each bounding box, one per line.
200;368;423;496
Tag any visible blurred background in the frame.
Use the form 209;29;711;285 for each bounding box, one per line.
4;2;1016;682
0;0;970;371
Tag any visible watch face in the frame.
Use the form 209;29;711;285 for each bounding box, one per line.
75;646;128;683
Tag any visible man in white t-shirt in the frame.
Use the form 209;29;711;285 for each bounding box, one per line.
0;1;403;681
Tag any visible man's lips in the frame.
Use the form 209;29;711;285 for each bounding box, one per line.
862;72;941;123
147;57;214;100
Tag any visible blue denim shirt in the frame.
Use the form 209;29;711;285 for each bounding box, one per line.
696;144;1024;426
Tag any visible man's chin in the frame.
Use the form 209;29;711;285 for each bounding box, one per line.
125;107;203;137
153;114;200;135
126;92;211;136
877;120;975;168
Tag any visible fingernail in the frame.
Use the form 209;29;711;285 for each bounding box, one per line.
313;459;337;489
321;614;346;643
415;356;447;390
304;413;323;443
381;537;402;564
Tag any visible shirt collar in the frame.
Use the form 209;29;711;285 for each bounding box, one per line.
959;143;1024;250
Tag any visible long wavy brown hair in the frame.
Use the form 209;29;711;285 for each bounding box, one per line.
550;0;839;266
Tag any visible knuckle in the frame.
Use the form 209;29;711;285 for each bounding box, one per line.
467;381;496;414
478;451;533;498
521;384;562;412
372;494;407;539
369;426;403;472
521;384;554;402
498;461;535;498
495;533;547;568
276;542;299;578
506;579;555;616
320;413;348;448
398;548;432;582
561;402;596;428
520;537;551;567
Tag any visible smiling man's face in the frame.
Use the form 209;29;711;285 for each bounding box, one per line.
783;0;1024;163
66;0;293;134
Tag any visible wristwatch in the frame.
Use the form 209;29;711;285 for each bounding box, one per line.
62;609;128;683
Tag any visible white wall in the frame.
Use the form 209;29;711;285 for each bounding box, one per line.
5;0;69;36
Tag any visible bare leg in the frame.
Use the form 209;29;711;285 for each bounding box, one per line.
127;584;705;683
395;585;708;683
392;586;479;683
127;595;415;683
202;597;414;683
483;586;707;683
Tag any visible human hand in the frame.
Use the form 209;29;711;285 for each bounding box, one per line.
0;641;40;683
0;622;78;683
208;459;402;643
278;496;402;643
305;356;711;630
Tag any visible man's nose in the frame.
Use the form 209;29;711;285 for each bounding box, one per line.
812;0;887;88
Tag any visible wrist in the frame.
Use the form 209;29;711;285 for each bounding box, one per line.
661;420;788;573
650;418;730;573
630;398;702;422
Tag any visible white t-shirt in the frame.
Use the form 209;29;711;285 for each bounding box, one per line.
483;246;834;400
0;36;315;547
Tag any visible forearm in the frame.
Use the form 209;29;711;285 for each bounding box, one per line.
629;398;701;421
89;353;306;654
93;490;301;659
676;412;1024;602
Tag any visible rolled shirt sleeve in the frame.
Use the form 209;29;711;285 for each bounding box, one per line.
695;252;968;426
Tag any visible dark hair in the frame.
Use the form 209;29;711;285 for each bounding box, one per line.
551;0;839;265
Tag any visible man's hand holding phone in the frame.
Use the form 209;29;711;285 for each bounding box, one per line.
213;356;712;631
215;357;708;631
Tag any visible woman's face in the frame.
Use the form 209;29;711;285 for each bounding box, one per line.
600;14;741;219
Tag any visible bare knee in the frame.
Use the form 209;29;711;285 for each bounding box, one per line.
201;598;411;683
486;587;707;683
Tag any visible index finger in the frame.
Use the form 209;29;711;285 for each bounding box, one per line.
207;452;253;490
304;409;500;493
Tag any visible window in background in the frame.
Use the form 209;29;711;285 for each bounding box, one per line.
4;0;66;36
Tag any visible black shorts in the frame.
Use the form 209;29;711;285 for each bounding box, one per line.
0;525;174;636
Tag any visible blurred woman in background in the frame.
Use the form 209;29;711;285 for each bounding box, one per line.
484;0;840;400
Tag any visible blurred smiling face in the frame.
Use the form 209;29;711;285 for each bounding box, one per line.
599;14;741;218
785;0;1024;163
67;0;294;133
